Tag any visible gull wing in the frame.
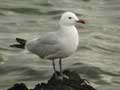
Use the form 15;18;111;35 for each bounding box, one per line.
26;32;63;59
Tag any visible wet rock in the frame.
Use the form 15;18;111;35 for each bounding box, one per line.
7;70;97;90
7;83;28;90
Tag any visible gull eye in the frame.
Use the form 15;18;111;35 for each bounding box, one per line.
68;17;72;19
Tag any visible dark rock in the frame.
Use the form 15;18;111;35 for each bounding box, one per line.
7;70;97;90
7;83;28;90
33;84;41;90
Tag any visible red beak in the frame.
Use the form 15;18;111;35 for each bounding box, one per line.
76;19;85;24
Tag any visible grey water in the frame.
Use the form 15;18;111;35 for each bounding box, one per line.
0;0;120;90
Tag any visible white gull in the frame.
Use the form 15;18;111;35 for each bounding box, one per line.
10;12;85;78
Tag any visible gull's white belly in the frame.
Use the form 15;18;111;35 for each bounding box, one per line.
45;26;79;59
60;31;79;56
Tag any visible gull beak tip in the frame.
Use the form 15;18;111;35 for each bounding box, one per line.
76;19;86;24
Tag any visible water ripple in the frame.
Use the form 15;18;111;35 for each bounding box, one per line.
0;7;42;15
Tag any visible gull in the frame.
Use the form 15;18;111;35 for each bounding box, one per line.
10;12;85;78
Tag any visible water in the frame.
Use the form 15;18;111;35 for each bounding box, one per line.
0;0;120;90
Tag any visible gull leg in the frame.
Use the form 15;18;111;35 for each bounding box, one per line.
52;59;57;77
59;58;63;78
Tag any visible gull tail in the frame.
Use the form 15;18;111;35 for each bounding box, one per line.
10;38;26;49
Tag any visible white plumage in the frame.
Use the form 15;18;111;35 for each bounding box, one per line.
11;12;85;78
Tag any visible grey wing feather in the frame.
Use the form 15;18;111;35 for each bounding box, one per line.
26;32;62;58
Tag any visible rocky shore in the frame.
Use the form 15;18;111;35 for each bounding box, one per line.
7;70;97;90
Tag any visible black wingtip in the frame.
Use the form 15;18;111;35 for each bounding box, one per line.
10;38;26;49
16;38;26;45
10;44;25;49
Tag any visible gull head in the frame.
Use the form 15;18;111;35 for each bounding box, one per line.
60;12;85;26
